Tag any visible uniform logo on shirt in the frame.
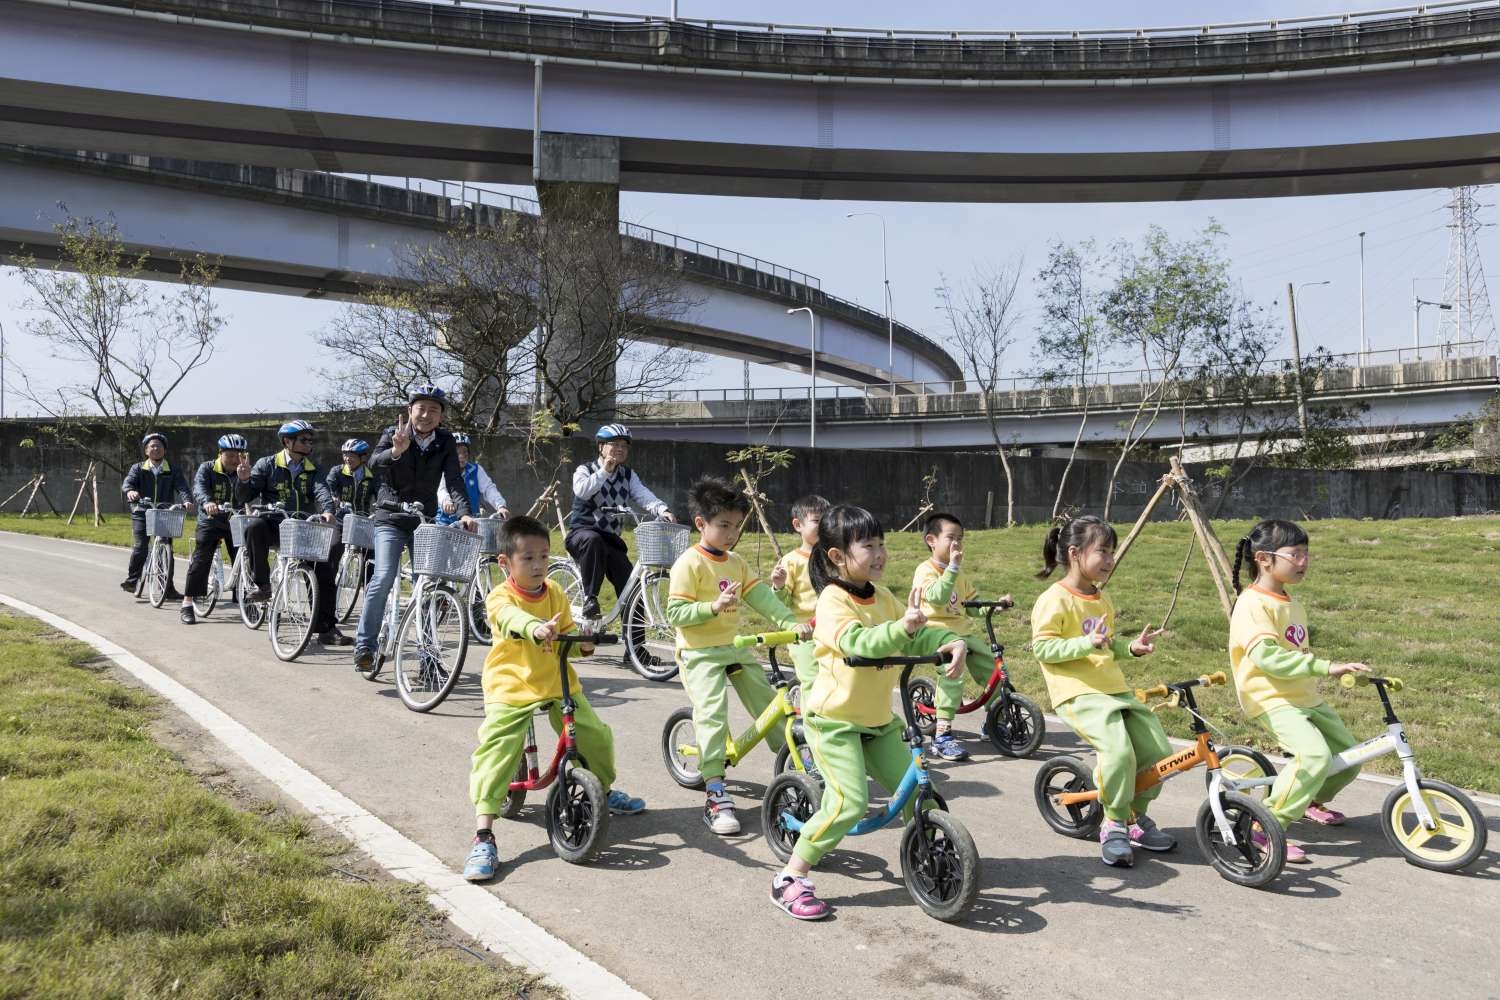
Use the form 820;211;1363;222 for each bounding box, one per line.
1284;623;1307;647
1082;616;1107;636
946;593;960;614
718;578;731;592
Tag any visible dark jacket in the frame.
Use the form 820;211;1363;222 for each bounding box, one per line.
368;424;468;532
191;458;242;527
326;463;379;516
121;460;190;512
236;450;332;517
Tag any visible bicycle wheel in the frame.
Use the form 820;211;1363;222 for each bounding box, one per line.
901;809;979;922
334;547;364;623
547;558;584;619
1207;745;1277;798
762;772;822;864
1033;754;1102;838
546;765;609;864
986;691;1046;759
467;559;501;645
235;556;265;630
395;587;468;712
661;707;704;789
499;755;530;820
193;550;222;618
1381;778;1488;872
1195;792;1286;889
269;564;318;662
147;542;171;608
772;736;816;778
623;571;679;682
363;585;403;682
907;676;937;737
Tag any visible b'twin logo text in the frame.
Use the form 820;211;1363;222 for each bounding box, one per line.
1284;623;1308;647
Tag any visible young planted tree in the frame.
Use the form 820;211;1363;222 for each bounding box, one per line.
1031;240;1108;519
10;216;224;473
938;260;1023;526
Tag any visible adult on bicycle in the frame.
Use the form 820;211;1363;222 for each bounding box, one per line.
566;423;676;620
120;431;193;597
355;385;475;672
237;419;350;647
178;433;249;625
436;433;510;525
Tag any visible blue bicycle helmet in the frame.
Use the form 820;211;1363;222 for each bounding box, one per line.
595;423;632;442
409;384;447;409
340;438;370;455
216;433;249;451
452;433;472;446
140;431;168;450
278;419;315;439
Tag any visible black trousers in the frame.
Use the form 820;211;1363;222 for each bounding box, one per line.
564;527;632;602
126;512;175;588
244;515;337;632
184;519;237;599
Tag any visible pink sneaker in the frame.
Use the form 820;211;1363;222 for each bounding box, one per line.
1251;828;1309;863
1303;802;1346;826
770;874;831;920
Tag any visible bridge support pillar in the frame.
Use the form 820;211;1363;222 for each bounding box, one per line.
535;132;620;430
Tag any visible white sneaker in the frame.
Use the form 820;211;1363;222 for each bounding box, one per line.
704;788;741;835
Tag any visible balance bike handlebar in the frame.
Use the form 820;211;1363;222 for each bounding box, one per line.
1135;671;1227;702
734;631;800;649
1340;673;1405;692
961;598;1014;611
845;653;949;668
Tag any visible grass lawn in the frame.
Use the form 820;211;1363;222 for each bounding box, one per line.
0;610;555;1000
5;511;1498;793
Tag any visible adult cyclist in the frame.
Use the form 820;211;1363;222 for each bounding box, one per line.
355;386;475;672
179;432;248;625
437;433;510;524
565;423;676;620
236;419;349;647
120;431;193;598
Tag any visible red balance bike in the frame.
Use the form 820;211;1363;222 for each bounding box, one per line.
498;630;618;864
906;598;1046;758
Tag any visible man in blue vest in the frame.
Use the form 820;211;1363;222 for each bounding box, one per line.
437;433;510;524
120;431;193;596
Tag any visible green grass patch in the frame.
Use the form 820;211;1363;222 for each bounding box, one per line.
0;512;140;548
0;610;555;1000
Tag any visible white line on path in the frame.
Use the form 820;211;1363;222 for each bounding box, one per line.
0;592;651;1000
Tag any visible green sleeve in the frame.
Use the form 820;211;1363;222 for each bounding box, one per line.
964;604;985;620
922;566;957;606
1032;636;1101;663
907;625;962;656
493;603;544;643
836;621;916;659
1110;637;1136;662
666;596;716;630
744;581;796;629
1248;639;1331;679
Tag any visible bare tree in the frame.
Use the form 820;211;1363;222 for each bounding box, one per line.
939;261;1024;526
1031;240;1108;519
10;215;224;473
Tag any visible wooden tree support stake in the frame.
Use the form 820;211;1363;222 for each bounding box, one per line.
738;466;784;561
899;502;935;533
91;473;103;527
68;462;96;525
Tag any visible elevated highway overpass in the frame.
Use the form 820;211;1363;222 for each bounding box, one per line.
6;0;1500;201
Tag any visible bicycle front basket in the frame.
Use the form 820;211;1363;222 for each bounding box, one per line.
229;513;253;548
145;507;186;539
635;520;690;567
279;518;336;562
341;513;376;550
413;523;482;583
474;517;506;555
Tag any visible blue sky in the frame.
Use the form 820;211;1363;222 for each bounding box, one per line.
2;0;1492;415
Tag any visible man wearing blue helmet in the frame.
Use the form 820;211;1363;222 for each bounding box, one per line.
237;419;348;646
179;432;249;624
566;423;676;620
356;385;475;671
120;431;193;597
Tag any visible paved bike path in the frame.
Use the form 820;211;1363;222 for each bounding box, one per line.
3;531;1496;1000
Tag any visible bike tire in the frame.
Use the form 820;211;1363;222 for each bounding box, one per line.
546;766;609;864
334;547;364;623
467;559;499;645
1033;754;1102;839
147;542;171;608
901;808;980;923
986;691;1046;759
269;565;318;662
499;756;530;820
1381;778;1488;873
236;558;265;630
1206;745;1277;798
763;772;822;865
1195;791;1286;889
908;677;937;737
661;707;704;789
547;558;585;620
395;587;468;713
193;550;222;618
623;571;679;682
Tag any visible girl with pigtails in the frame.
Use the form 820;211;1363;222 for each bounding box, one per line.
1229;519;1371;864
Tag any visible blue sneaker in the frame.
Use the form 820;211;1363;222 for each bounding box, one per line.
929;733;971;761
463;835;499;881
608;789;646;815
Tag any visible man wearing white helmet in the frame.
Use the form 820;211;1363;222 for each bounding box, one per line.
566;423;676;620
179;432;250;624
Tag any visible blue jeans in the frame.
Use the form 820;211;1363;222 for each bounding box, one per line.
355;523;413;652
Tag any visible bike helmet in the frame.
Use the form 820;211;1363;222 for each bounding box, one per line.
452;433;472;446
140;431;168;450
595;423;632;442
217;433;249;451
340;438;370;455
278;419;315;439
409;384;447;409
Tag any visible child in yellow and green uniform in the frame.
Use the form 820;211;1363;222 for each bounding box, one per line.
1230;518;1370;865
911;511;1013;762
1030;514;1173;869
770;494;828;689
667;478;809;837
768;504;967;921
462;515;645;882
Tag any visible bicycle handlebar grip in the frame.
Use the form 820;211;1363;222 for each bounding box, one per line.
845;653;946;668
1135;683;1170;702
1386;676;1405;692
1339;673;1404;691
561;632;618;647
733;631;800;649
1202;671;1228;687
1339;673;1367;689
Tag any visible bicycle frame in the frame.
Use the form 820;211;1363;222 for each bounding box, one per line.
915;599;1014;718
676;639;803;770
509;633;615;794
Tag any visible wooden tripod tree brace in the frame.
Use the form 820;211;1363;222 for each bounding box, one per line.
738;466;784;561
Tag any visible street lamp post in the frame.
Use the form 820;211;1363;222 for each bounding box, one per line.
0;319;6;421
1358;231;1368;363
1286;280;1330;440
787;307;817;448
845;212;894;396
